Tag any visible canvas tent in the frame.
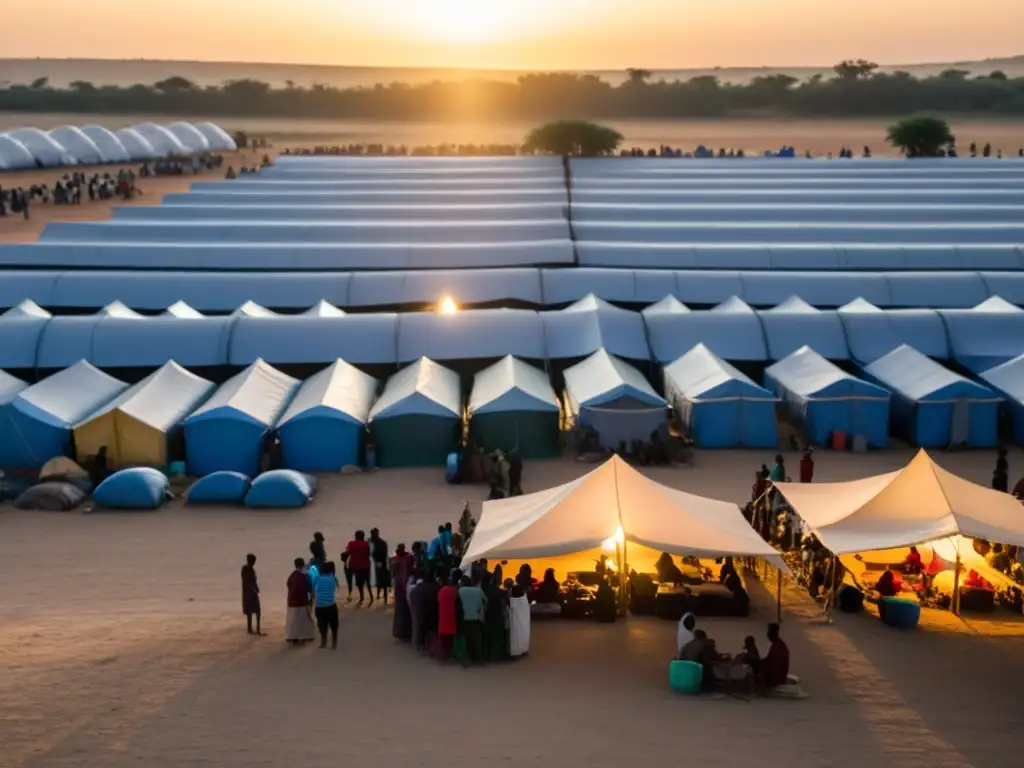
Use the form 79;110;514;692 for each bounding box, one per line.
775;450;1024;555
0;361;127;469
183;359;299;476
368;357;462;467
861;345;1000;448
644;296;768;364
938;297;1024;374
563;349;667;449
542;295;650;361
758;296;849;361
0;368;30;466
461;455;786;579
73;361;215;468
663;344;778;448
838;299;948;364
765;346;891;448
275;360;379;471
979;353;1024;444
467;356;560;459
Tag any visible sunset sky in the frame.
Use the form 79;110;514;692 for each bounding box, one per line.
2;0;1022;70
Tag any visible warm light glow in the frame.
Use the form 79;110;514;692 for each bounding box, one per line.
400;0;525;44
438;296;458;315
601;525;625;552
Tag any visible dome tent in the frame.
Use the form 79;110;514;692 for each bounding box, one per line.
368;357;461;468
663;344;778;448
275;359;379;471
7;127;76;166
114;127;157;160
861;345;1000;448
0;134;36;170
193;122;238;151
166;122;210;153
765;346;890;448
467;356;561;459
183;360;299;476
132;123;189;156
80;125;132;163
48;126;104;165
563;349;667;450
73;361;215;469
0;361;127;469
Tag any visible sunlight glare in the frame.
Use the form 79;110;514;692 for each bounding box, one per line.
601;524;625;552
439;296;459;315
406;0;525;43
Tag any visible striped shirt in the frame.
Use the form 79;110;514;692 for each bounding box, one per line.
313;574;339;608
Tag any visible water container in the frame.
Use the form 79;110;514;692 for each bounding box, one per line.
668;660;703;694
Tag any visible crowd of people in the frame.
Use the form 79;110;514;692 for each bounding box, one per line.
675;613;790;695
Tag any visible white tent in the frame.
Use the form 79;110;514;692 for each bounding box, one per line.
81;125;132;163
132;123;189;157
461;455;786;571
193;122;238;151
0;134;38;170
48;126;104;165
114;127;158;161
7;127;76;166
167;122;211;153
775;450;1024;554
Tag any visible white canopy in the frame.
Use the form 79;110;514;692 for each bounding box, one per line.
461;455;786;568
775;450;1024;554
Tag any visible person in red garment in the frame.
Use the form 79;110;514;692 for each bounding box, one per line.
903;546;924;575
799;450;814;483
760;623;790;691
345;530;373;606
435;575;460;660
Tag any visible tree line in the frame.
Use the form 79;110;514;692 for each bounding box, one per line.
4;60;1024;119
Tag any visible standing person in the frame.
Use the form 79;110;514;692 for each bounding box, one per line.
483;572;508;661
436;575;460;661
309;532;326;566
799;450;814;483
411;570;440;652
285;557;315;644
390;544;413;641
508;454;523;496
993;447;1009;493
339;551;354;603
458;575;488;665
508;581;531;658
313;562;340;649
770;454;786;482
345;530;372;606
369;528;391;605
441;523;454;555
241;554;263;636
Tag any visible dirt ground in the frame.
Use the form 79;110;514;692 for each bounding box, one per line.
1;448;1022;768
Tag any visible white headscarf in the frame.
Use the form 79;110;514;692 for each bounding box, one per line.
676;612;696;655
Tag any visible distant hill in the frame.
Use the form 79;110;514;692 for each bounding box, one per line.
2;56;1023;89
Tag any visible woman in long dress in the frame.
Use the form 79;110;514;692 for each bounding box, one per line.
285;558;316;643
391;544;413;641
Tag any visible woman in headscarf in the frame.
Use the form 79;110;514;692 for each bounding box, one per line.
482;572;508;662
390;544;413;641
676;612;696;658
370;528;391;605
411;570;440;652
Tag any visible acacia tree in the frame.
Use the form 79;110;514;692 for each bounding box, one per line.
833;59;878;81
523;120;624;156
887;115;955;157
625;68;653;86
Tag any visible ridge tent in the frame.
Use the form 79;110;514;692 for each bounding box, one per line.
644;296;768;364
563;349;667;449
467;356;561;459
764;346;890;448
397;309;546;364
542;295;650;362
275;360;379;471
938;297;1024;374
979;354;1024;444
368;357;462;467
838;298;948;365
0;361;127;469
861;345;1000;448
0;368;29;466
0;305;51;369
663;344;778;448
775;450;1024;554
183;359;299;476
758;296;849;360
73;361;215;468
461;455;786;580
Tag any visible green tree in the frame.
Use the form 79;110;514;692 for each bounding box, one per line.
833;59;878;81
938;69;970;80
69;80;96;92
886;115;955;157
154;76;198;93
625;68;652;85
30;76;49;89
523;120;623;156
987;70;1008;81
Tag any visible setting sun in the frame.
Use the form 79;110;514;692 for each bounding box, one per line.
438;296;459;315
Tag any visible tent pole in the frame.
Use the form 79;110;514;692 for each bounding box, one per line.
776;566;783;623
823;557;836;624
952;553;962;616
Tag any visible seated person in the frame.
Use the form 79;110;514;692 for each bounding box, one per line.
719;557;739;586
594;577;617;623
759;623;789;690
903;546;924;575
676;612;696;658
655;552;684;584
679;629;720;691
534;568;562;604
735;635;761;678
874;569;901;598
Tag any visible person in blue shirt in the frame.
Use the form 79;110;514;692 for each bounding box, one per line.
428;525;446;560
441;522;454;554
313;561;340;650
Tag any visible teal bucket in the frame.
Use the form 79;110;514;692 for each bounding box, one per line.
669;660;703;694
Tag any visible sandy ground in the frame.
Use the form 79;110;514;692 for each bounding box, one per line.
1;448;1022;768
0;150;263;244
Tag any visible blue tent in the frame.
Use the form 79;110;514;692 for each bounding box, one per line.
663;344;778;448
0;361;127;469
542;295;649;361
0;368;30;465
644;296;768;364
563;349;667;449
759;296;850;360
764;346;890;448
861;345;1000;448
0;302;51;369
229;312;399;365
183;360;299;476
276;360;378;471
838;299;948;364
397;309;545;363
939;297;1024;374
348;268;542;308
980;354;1024;444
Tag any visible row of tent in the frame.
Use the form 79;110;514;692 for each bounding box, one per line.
0;122;236;169
3;294;1024;374
2;268;1023;312
3;341;1021;483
